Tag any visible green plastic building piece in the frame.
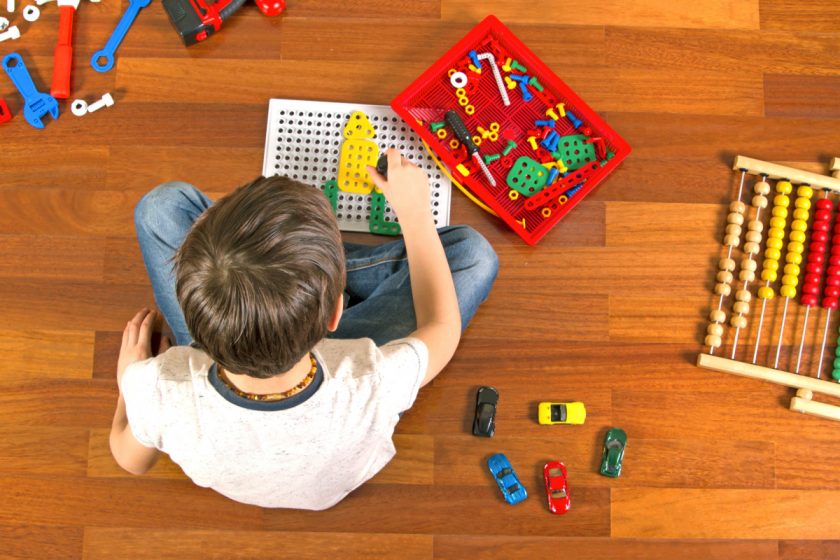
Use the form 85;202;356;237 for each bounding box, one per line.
511;60;527;72
430;121;446;132
483;153;501;164
528;76;544;91
322;179;338;213
369;189;402;236
506;156;549;197
502;140;517;156
555;134;597;171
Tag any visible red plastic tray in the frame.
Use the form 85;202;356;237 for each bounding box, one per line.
391;15;631;245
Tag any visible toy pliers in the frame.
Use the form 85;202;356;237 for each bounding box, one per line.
51;0;80;99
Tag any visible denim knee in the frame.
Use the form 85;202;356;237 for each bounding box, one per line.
134;182;203;237
445;225;499;285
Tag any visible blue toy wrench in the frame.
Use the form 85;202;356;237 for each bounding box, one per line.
2;53;59;129
91;0;152;72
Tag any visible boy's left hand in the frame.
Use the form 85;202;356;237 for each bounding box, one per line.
117;308;170;382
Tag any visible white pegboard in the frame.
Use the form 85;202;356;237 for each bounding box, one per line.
262;98;451;233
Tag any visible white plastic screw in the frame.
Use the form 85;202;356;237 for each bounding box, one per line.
0;17;8;31
6;0;13;13
0;25;20;42
87;92;114;113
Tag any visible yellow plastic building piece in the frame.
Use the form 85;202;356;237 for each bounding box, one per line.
338;111;379;194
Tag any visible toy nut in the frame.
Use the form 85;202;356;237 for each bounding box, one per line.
71;99;88;117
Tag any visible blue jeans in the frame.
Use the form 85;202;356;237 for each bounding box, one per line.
134;182;499;347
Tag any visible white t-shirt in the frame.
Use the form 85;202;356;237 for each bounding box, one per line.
120;337;428;510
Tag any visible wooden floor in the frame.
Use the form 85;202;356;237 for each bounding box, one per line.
3;0;840;558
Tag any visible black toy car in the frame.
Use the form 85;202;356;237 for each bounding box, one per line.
473;386;499;437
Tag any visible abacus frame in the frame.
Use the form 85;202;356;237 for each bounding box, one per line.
697;155;840;423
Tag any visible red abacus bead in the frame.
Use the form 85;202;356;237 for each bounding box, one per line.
817;199;833;210
823;298;839;309
805;272;822;284
811;231;829;243
809;240;828;253
802;294;819;306
826;276;840;287
831;255;840;265
802;284;820;295
807;254;826;268
829;265;840;276
813;221;831;233
825;286;840;298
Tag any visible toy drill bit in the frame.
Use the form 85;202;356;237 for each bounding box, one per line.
445;110;496;187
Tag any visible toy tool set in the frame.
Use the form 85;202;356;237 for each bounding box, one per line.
392;15;630;245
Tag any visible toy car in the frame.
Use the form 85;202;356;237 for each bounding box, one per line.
487;453;528;505
543;461;571;514
599;427;627;478
473;386;499;437
538;401;586;425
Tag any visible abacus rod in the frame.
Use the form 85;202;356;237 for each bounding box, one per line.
817;309;832;380
752;294;769;364
733;156;840;192
774;297;790;370
795;305;810;374
731;184;765;360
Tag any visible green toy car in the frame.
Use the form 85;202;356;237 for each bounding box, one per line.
599;428;627;478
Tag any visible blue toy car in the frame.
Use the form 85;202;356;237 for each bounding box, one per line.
487;453;528;505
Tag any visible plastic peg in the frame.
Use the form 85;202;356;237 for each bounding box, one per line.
519;82;533;101
545;108;558;120
430;121;446;132
527;137;539;151
504;75;517;90
502;140;517;156
511;60;527;72
528;76;544;91
502;57;512;72
468;50;482;68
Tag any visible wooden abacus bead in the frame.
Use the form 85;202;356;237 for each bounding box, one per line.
741;259;758;272
751;195;768;209
719;258;736;271
707;323;724;337
730;200;746;213
754;180;771;195
747;220;763;232
745;230;762;243
709;309;726;323
743;242;761;255
716;270;733;283
733;301;750;314
725;224;742;236
735;289;752;303
723;234;740;247
801;294;818;306
715;283;732;296
727;212;745;225
793;208;809;221
730;315;747;329
761;269;778;282
705;335;722;348
739;269;756;282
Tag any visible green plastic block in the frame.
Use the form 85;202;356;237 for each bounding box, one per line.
369;189;402;236
506;156;549;197
556;134;597;171
322;179;338;213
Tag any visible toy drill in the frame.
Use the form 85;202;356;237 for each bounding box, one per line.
162;0;285;46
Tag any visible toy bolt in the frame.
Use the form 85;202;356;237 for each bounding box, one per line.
87;92;114;113
0;26;21;42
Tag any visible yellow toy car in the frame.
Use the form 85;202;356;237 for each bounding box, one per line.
538;402;586;425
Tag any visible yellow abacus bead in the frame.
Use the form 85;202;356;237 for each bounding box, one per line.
797;185;813;198
780;285;796;298
735;289;752;302
733;301;750;314
705;335;722;348
769;217;786;229
791;220;807;232
715;283;732;296
784;263;800;275
739;270;756;282
768;228;784;239
764;247;781;261
772;206;788;218
787;242;804;254
786;251;802;265
751;195;768;209
795;197;811;210
766;237;783;250
747;220;763;232
727;212;744;225
761;269;778;282
758;286;775;299
790;230;806;243
793;208;809;221
782;276;798;288
763;259;779;272
724;234;740;247
726;224;742;236
743;242;760;255
707;323;724;337
774;194;790;207
709;309;726;323
754;181;771;195
776;180;793;194
742;259;758;272
719;258;736;271
730;315;747;329
730;200;746;213
717;270;734;283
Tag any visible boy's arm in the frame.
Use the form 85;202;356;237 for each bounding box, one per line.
110;309;163;475
368;149;461;387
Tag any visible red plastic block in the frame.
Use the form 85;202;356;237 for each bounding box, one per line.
0;98;11;124
391;15;631;245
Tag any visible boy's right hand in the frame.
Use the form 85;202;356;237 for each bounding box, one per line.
367;148;432;227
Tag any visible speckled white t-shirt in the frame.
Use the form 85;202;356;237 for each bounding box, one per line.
120;337;428;510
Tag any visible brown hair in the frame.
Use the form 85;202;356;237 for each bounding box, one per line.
175;176;345;378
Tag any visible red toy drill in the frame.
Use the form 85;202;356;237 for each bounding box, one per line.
162;0;284;46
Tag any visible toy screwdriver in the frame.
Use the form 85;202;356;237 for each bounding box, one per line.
444;110;496;187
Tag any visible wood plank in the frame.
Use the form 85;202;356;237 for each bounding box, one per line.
434;536;778;560
0;524;83;560
765;75;840;119
0;191;138;237
84;528;432;559
760;0;840;32
0;330;95;380
0;146;109;191
779;540;840;560
0;427;89;476
441;0;760;30
0;236;104;281
0;379;115;427
613;488;840;538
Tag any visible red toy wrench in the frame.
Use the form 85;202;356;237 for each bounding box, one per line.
51;0;80;99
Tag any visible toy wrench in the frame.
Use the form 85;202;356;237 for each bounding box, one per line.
90;0;151;73
2;53;59;129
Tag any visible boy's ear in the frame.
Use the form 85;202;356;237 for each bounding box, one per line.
326;293;343;332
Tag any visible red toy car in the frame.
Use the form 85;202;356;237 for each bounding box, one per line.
543;461;570;514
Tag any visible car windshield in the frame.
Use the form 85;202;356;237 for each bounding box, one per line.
551;489;567;499
496;467;512;479
506;483;520;494
548;467;564;478
550;404;567;422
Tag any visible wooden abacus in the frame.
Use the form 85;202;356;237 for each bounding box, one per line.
698;155;840;422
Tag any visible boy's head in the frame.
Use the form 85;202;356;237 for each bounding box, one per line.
175;176;345;378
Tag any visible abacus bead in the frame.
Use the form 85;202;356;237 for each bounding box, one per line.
768;228;784;239
770;217;786;229
743;242;760;255
751;195;768;209
787;243;804;255
826;276;840;287
833;369;840;381
829;265;840;276
815;209;832;222
727;212;745;225
758;286;775;299
791;220;807;232
761;270;778;282
802;284;819;295
823;297;839;309
795;197;812;210
789;230;806;243
780;285;796;298
835;358;840;371
764;259;779;272
811;230;828;242
748;220;763;232
719;258;736;271
716;271;734;283
776;180;793;194
809;243;827;257
797;185;814;198
786;252;803;265
707;323;724;337
817;198;833;210
825;286;840;298
735;289;752;302
710;309;726;323
724;234;740;247
804;273;821;286
772;206;788;218
739;270;756;282
730;200;746;213
705;335;722;348
767;237;783;250
730;315;747;329
764;248;781;262
733;301;750;314
774;194;790;207
715;283;732;296
801;294;818;306
742;259;758;271
726;224;742;236
784;263;801;276
793;208;810;221
755;181;771;195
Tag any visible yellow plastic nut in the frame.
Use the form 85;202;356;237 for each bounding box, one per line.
465;105;475;115
541;208;552;218
508;189;520;200
437;128;447;139
458;96;469;107
449;138;460;149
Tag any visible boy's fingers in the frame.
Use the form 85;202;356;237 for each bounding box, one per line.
366;166;386;189
138;310;155;342
386;148;402;169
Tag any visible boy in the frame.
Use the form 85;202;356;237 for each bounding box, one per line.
110;149;498;510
